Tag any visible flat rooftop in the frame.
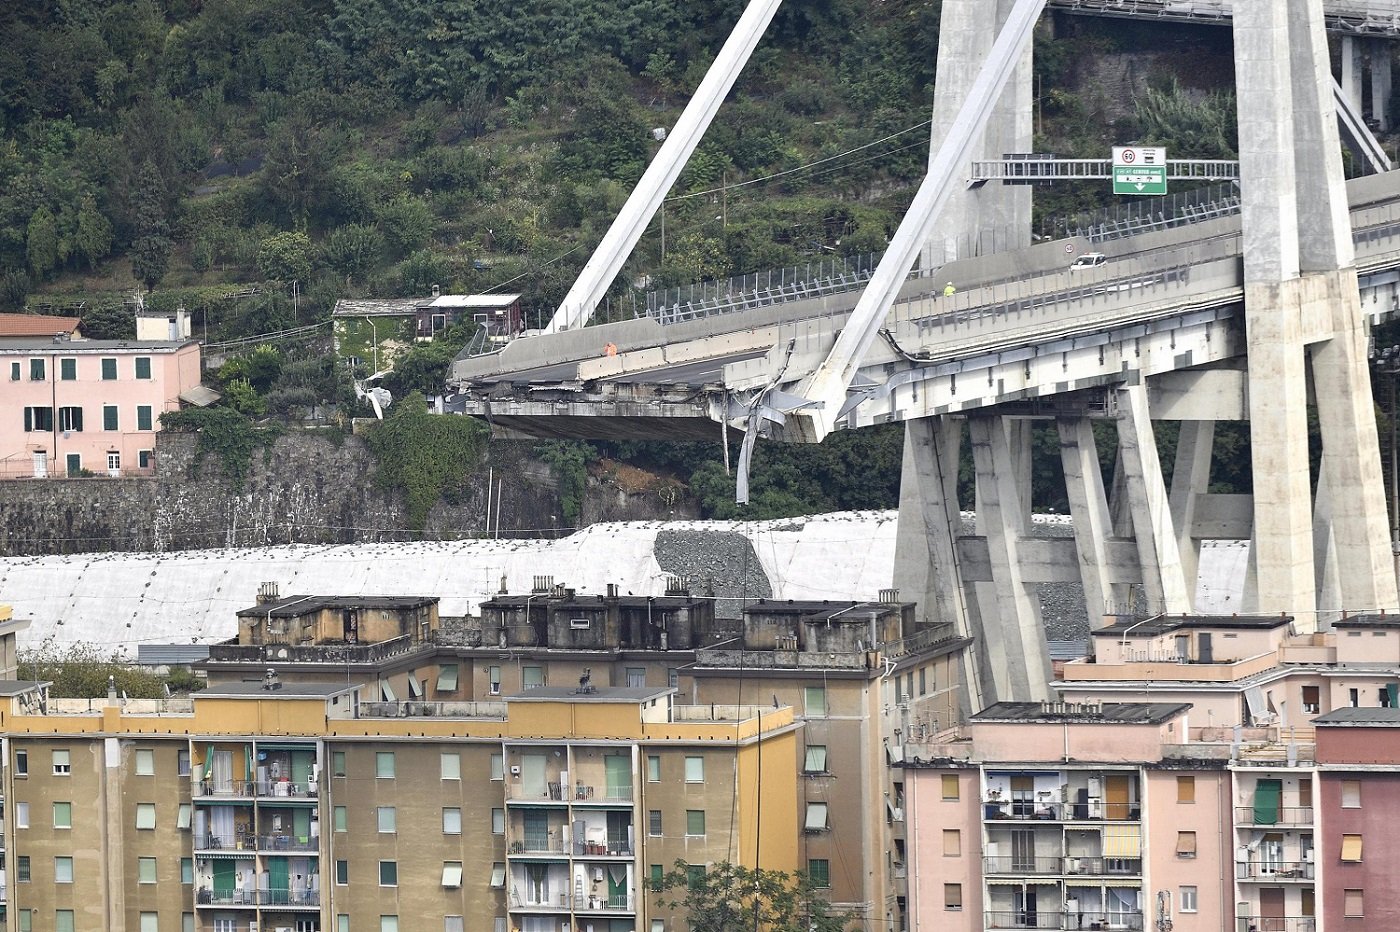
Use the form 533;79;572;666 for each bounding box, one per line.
236;595;439;618
1092;614;1293;637
507;685;673;703
202;682;359;700
744;599;906;617
1332;613;1400;629
1313;707;1400;726
483;594;705;610
972;701;1192;725
0;338;195;352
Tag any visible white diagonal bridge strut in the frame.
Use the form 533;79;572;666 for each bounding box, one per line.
544;0;785;335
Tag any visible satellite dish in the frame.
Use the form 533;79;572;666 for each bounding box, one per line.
353;370;394;420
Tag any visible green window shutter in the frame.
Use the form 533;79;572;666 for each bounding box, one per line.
23;408;31;432
60;358;76;380
29;358;44;380
101;358;116;380
137;406;153;431
135;357;151;379
103;406;118;431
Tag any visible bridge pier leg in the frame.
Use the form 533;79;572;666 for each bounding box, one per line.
1169;419;1215;601
970;415;1052;701
895;418;985;714
1116;384;1192;615
1058;417;1123;626
1371;38;1393;132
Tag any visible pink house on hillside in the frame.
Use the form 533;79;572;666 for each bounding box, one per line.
0;336;203;478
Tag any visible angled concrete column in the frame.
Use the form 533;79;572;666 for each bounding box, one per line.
895;418;986;714
1313;452;1343;625
922;0;1033;268
1058;417;1123;625
1116;385;1192;614
970;415;1051;701
1169;420;1215;606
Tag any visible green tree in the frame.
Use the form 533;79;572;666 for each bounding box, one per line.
80;303;137;340
652;860;854;932
19;638;171;698
256;231;313;283
26;205;59;278
322;223;382;282
130;158;172;289
364;392;489;530
74;194;114;270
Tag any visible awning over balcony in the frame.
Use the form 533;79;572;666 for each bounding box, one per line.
1103;825;1141;858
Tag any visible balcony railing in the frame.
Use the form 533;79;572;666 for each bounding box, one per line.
257;834;319;852
982;856;1143;876
509;838;568;856
256;780;318;799
983;800;1140;821
1065;857;1142;877
1235;919;1315;932
1234;806;1313;826
194;833;255;852
194;888;319;907
1236;861;1315;881
984;856;1063;875
194;779;256;799
505;782;633;803
574;841;632;857
195;888;259;906
260;888;320;907
577;893;635;912
985;912;1145;931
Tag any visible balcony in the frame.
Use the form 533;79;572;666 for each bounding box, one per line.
574;840;632;857
257;834;319;853
1064;857;1141;877
984;856;1062;875
255;779;318;801
209;633;420;665
195;888;259;906
1234;920;1314;932
983;800;1140;822
985;912;1144;931
1234;806;1313;827
505;782;632;804
194;833;256;853
194;779;256;800
259;888;320;908
577;893;635;913
1236;861;1315;881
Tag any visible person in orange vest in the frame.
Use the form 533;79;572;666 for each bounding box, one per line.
604;342;618;356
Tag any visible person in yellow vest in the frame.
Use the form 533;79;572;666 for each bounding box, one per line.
943;281;956;297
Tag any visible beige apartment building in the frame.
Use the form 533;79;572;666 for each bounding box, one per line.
0;678;796;932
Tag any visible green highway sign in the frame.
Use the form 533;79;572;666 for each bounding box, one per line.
1112;165;1167;195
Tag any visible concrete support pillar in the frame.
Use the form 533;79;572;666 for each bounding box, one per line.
1313;452;1343;626
970;415;1052;701
894;418;986;714
922;0;1033;268
1058;417;1123;625
1342;35;1365;116
1169;420;1215;606
1115;384;1192;614
1371;38;1393;132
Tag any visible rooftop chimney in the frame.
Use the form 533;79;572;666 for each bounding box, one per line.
256;582;280;605
263;669;282;691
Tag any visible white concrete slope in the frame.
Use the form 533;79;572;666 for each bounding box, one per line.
0;512;1245;655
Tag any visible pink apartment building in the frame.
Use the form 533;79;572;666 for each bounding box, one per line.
0;337;203;478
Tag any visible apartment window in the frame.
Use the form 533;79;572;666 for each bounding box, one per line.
15;802;28;828
436;664;459;692
488;665;501;694
1341;833;1363;861
442;861;463;888
1342;780;1361;808
56;912;74;932
101;357;117;380
804;745;828;773
181;858;193;884
491;808;505;834
29;358;44;381
136;802;156;829
441;751;460;779
16;855;30;881
381;919;399;932
522;665;544;688
332;751;346;776
1345;889;1364;918
627;667;647;687
136;748;155;775
651;923;664;932
649;810;662;836
1177;775;1195;803
139;448;152;469
941;774;960;800
176;750;189;776
686;810;706;836
58;406;83;432
685;756;705;782
808;859;830;888
8;361;18;380
15;748;27;775
135;356;152;379
1176;831;1197;857
336;860;348;885
103;404;118;431
669;668;679;688
1179;886;1198;913
333;806;347;832
376;751;395;778
804;686;827;717
443;807;462;834
379;860;398;886
805;802;829;832
445;918;464;932
138;857;157;883
1350;688;1360;707
22;406;53;432
182;915;194;932
53;801;71;829
686;864;706;887
55;856;74;883
490;752;504;780
377;806;396;833
140;913;158;932
490;862;506;887
137;405;153;431
943;829;961;857
177;803;191;829
944;883;963;911
650;864;664;889
919;666;927;695
1301;685;1320;713
647;755;661;782
60;358;76;380
337;918;349;932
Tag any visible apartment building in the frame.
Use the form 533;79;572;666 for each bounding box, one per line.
0;336;202;478
197;582;970;932
1;676;796;932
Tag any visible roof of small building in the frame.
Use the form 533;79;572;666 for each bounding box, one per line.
202;681;358;699
482;594;705;611
971;701;1192;725
331;298;425;318
0;680;47;696
236;595;439;618
0;338;195;353
427;294;521;309
0;313;81;337
1331;613;1400;628
506;685;672;703
1091;613;1293;637
1312;707;1400;726
744;599;906;618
